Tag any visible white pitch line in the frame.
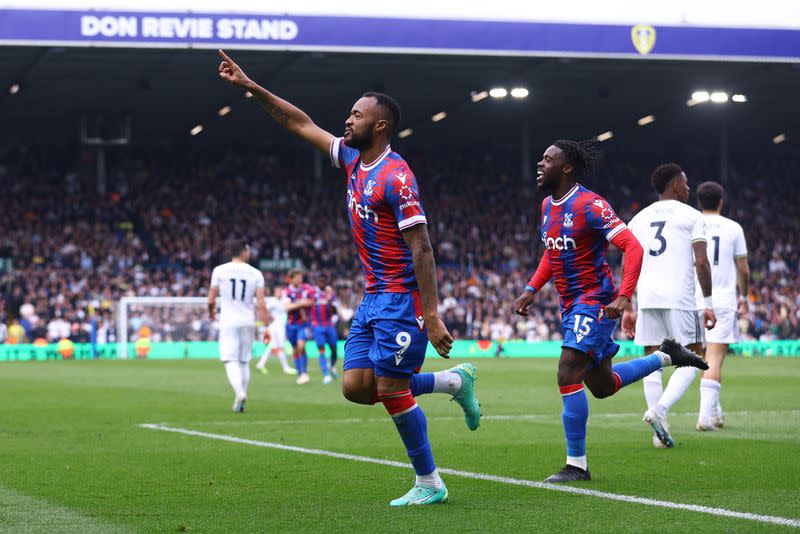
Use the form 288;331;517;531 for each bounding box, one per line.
139;423;800;528
177;409;800;427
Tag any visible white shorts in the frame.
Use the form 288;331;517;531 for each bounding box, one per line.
267;322;287;351
705;308;740;345
635;308;705;347
219;325;255;362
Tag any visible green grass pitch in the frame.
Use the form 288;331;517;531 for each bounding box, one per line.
0;356;798;533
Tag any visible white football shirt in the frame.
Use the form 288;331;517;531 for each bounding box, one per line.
628;200;706;310
694;214;747;311
266;296;287;328
210;261;265;327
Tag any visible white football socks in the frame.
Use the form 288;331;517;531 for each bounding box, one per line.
276;350;291;371
240;362;250;396
567;455;588;471
643;369;664;411
657;366;699;412
432;371;462;395
256;349;292;372
224;361;245;398
416;468;444;490
699;378;721;421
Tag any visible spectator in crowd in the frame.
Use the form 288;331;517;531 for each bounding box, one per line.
0;145;798;343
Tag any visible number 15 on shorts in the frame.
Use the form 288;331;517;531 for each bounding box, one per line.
573;315;594;343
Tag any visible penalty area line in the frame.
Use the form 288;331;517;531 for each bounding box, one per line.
138;423;799;528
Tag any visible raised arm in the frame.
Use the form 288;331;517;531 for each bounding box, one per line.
401;223;453;358
218;49;334;154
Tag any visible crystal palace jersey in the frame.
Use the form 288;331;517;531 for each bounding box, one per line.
329;137;427;293
282;283;312;325
309;286;336;327
540;184;627;312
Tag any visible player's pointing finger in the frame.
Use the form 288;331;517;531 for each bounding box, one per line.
218;49;233;63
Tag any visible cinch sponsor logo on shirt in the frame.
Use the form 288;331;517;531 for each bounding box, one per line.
544;234;577;250
348;194;379;223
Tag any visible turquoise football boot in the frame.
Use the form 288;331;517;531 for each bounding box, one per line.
389;483;448;506
450;363;481;430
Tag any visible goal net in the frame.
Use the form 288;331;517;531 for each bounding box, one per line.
116;296;276;359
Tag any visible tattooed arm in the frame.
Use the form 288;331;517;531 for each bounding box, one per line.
218;49;334;153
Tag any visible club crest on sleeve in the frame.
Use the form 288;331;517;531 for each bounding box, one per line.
399;185;414;201
563;212;574;228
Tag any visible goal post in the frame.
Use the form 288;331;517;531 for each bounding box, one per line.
116;295;345;362
117;296;210;359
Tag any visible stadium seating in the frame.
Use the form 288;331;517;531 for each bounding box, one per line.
0;146;797;343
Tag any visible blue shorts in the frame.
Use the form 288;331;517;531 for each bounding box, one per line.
286;323;309;347
312;325;338;349
344;292;427;379
561;303;620;365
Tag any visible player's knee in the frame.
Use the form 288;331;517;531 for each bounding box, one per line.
341;375;376;404
341;382;370;404
588;386;613;399
556;367;582;387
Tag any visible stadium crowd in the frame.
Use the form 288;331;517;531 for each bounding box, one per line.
1;145;798;344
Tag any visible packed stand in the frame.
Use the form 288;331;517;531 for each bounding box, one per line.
0;145;798;345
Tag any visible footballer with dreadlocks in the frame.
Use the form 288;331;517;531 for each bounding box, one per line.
513;140;708;482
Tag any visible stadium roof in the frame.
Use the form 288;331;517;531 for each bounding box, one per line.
1;45;798;155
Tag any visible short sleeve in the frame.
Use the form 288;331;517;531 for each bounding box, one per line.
734;223;748;257
691;211;707;243
384;168;427;231
584;196;627;241
329;137;360;174
210;267;220;287
256;271;265;288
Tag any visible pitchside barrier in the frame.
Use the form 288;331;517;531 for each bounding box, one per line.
1;339;800;362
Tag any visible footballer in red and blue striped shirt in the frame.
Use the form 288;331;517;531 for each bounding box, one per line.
514;139;670;484
282;270;313;381
309;279;339;381
218;49;480;505
330;136;426;293
513;140;708;482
